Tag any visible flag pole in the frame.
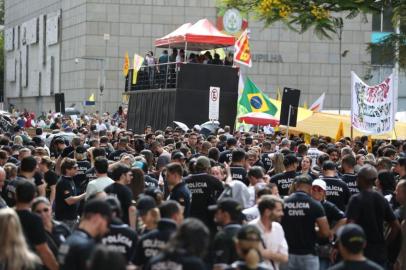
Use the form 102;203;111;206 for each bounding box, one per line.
286;105;292;138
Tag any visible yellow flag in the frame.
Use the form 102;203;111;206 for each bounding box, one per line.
335;121;344;141
303;101;308;109
132;54;144;84
304;133;311;144
276;87;282;101
367;135;372;153
122;52;130;77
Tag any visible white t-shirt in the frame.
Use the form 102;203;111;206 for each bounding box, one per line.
85;176;114;200
249;218;288;270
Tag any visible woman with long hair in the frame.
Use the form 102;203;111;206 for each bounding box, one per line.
300;156;317;180
31;197;71;257
0;208;40;270
268;153;285;176
39;157;58;205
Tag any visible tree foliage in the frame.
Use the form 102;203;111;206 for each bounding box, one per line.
222;0;406;68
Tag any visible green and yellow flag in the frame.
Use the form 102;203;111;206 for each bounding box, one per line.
238;78;277;116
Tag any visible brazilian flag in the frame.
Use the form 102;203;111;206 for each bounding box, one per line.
238;78;277;116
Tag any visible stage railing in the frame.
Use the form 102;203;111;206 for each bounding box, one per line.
127;62;180;91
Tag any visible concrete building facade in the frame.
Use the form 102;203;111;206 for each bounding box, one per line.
4;0;406;115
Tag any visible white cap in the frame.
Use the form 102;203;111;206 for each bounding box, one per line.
312;179;327;191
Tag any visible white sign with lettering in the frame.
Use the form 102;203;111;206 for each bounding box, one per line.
209;86;220;121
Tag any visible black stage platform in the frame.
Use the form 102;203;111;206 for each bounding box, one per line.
126;63;239;133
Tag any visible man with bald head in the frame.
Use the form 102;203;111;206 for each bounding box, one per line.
0;167;6;208
346;165;400;267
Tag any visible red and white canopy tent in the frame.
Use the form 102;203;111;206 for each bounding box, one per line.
154;18;235;51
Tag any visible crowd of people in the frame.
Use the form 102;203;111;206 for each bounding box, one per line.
0;107;405;270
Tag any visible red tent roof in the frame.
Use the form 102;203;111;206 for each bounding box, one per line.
154;19;235;51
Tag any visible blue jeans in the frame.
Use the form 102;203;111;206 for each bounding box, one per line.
319;258;330;270
280;254;319;270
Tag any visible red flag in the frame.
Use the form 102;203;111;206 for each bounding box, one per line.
234;29;252;67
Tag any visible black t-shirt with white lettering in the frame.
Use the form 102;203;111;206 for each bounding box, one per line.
101;218;138;263
184;173;224;229
320;176;351;212
218;150;233;164
281;191;326;255
73;160;91;192
104;183;133;225
346;190;397;261
134;219;177;267
318;200;345;244
108;149;128;161
261;152;273;172
328;260;383;270
144;175;159;189
341;173;359;196
84;167;97;185
168;182;191;217
271;170;298;197
230;166;248;186
145;250;206;270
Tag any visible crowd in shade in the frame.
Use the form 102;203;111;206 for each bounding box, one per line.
0;105;406;270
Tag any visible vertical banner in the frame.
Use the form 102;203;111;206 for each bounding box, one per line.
209;86;220;121
351;71;397;134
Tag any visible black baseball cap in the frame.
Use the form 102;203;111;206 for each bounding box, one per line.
337;224;366;253
237;225;261;242
137;195;156;216
208;198;242;220
294;174;313;185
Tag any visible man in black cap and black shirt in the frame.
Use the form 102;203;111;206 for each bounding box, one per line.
108;137;131;161
210;198;243;268
261;141;274;172
55;158;86;229
58;199;112;270
101;196;138;263
346;165;400;267
270;154;299;197
282;174;330;270
185;156;224;231
219;137;238;164
328;224;383;270
230;149;249;186
341;154;359;196
166;162;191;217
134;200;182;268
320;160;351;212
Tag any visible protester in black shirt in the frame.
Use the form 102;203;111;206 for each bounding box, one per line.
346;165;400;267
32;196;71;257
108;137;130;161
184;156;224;231
219;137;237;164
311;179;346;269
134;200;182;268
5;156;41;207
58;199;112;270
281;175;330;270
260;141;274;172
341;155;359;195
230;149;249;185
39;156;58;205
55;158;86;228
145;218;209;270
73;146;91;192
328;224;383;270
271;154;298;197
166;162;191;217
320;160;351;212
88;245;127;270
15;181;59;270
101;196;138;263
210;198;243;267
105;163;136;227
